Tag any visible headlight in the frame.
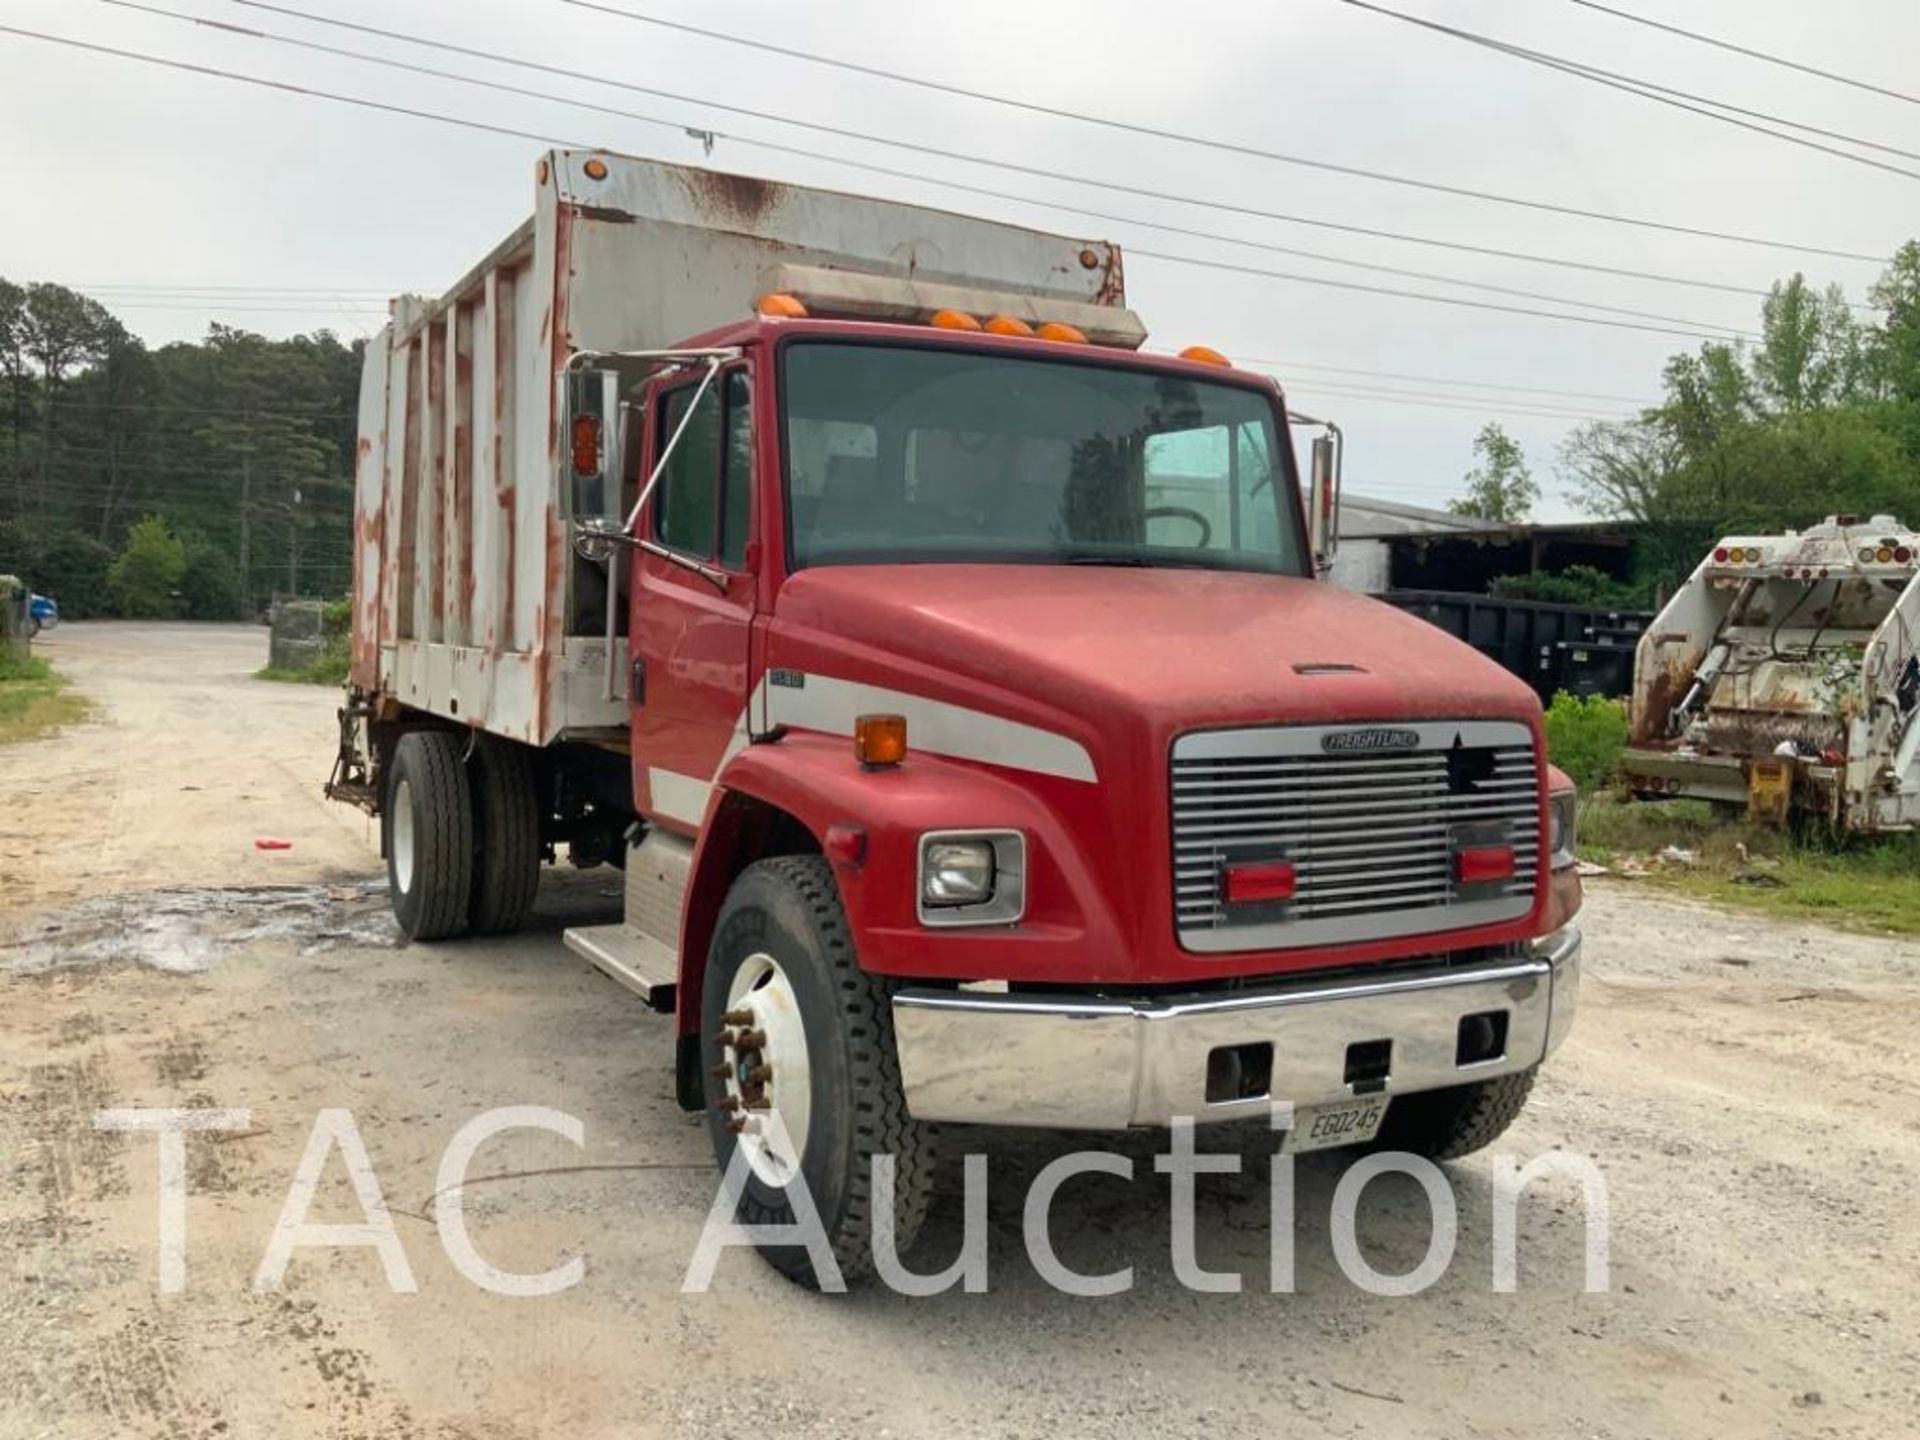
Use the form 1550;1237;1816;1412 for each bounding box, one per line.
923;840;995;906
918;831;1026;926
1548;789;1578;869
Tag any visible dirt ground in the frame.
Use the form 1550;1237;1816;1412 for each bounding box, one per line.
2;623;1916;1440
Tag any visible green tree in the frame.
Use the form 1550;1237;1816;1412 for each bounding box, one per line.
177;529;248;620
107;516;186;618
1450;423;1539;522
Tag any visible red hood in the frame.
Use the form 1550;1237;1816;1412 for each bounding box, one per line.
771;564;1541;731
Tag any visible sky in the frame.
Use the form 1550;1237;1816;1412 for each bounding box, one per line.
3;0;1917;518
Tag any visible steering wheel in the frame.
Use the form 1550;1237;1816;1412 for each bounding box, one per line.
1143;506;1212;547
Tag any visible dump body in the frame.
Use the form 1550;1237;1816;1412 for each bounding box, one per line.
349;151;1134;746
1624;515;1920;829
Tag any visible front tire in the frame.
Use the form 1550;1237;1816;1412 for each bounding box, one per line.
701;855;937;1288
383;731;473;942
1376;1067;1538;1160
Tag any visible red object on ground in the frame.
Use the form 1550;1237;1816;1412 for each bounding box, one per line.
254;838;293;851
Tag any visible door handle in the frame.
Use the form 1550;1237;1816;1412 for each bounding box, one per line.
629;658;646;706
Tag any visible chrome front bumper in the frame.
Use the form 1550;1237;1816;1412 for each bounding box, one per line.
892;925;1582;1129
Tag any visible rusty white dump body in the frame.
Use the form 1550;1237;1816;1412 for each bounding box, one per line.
349;149;1131;745
1625;515;1920;829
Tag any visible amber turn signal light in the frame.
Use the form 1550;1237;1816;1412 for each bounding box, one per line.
582;157;609;180
854;714;908;767
571;413;601;477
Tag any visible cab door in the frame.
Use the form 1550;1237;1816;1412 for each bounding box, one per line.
630;366;758;834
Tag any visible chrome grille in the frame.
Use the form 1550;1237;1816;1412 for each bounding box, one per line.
1171;720;1540;952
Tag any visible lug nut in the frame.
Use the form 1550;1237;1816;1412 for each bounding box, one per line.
747;1064;773;1085
709;1063;730;1080
716;1095;741;1113
738;1029;768;1050
722;1008;754;1026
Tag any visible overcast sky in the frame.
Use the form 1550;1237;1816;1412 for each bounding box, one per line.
4;0;1917;516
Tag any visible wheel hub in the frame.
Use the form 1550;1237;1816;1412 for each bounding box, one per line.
713;952;811;1188
391;777;415;894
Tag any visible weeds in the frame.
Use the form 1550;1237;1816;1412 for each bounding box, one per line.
0;650;88;744
1580;794;1920;936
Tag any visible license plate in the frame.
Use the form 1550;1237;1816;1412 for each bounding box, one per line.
1284;1095;1389;1153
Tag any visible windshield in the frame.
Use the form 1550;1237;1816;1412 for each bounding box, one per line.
780;341;1307;575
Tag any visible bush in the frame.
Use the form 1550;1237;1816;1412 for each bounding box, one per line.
177;533;248;620
1543;691;1628;792
1491;564;1646;609
107;516;187;619
0;522;116;618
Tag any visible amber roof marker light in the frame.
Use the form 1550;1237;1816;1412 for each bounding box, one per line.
930;309;983;331
1179;345;1232;367
984;315;1036;337
756;292;809;319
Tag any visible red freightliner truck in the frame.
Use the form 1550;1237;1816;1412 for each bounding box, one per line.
330;150;1585;1285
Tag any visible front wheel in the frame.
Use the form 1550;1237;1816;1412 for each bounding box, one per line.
1375;1068;1538;1160
701;856;937;1288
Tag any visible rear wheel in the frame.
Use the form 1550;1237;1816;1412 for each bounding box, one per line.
467;737;541;934
384;731;473;941
701;855;936;1288
1376;1067;1538;1160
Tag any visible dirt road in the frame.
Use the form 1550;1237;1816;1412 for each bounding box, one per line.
3;623;1915;1439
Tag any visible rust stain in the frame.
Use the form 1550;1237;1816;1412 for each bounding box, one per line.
684;168;785;227
453;308;476;642
1629;662;1680;746
1095;244;1126;307
427;326;448;634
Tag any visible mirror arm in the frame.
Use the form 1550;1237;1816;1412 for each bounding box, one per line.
621;356;724;534
637;538;730;592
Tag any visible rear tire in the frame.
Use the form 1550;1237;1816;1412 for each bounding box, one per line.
1376;1068;1537;1160
701;855;937;1288
384;731;473;942
467;737;541;935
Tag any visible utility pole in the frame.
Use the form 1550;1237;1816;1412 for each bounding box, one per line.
238;439;252;609
289;484;302;597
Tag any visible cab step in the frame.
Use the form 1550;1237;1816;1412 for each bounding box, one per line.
563;924;677;1012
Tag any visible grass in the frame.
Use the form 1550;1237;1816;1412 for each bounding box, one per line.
1578;793;1920;937
254;636;349;686
0;650;90;745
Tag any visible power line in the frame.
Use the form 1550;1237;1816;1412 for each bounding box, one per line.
153;1;1863;299
1269;378;1626;423
553;0;1888;261
3;22;1758;343
1565;0;1920;108
95;1;1775;329
1338;0;1920;182
1241;356;1657;406
1133;249;1745;340
68;283;392;295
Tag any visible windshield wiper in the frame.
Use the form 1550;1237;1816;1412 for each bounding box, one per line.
1064;554;1150;567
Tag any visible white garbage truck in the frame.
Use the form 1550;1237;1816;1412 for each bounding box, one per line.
1624;514;1920;830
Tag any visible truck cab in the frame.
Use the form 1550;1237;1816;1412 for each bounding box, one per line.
334;151;1583;1286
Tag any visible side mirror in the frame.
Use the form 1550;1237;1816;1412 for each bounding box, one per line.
1309;431;1341;575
